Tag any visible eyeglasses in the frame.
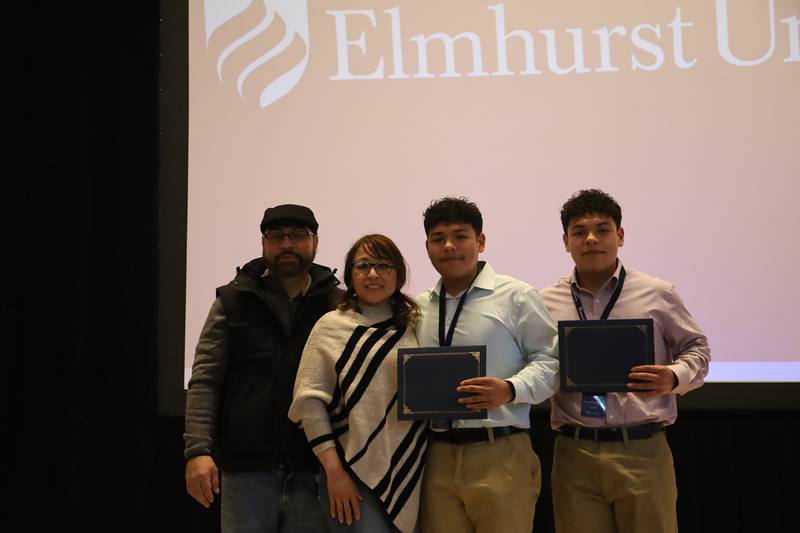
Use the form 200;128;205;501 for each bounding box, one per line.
352;262;395;276
263;229;315;244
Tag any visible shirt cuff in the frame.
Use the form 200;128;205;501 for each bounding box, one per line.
504;380;516;403
302;419;333;445
669;363;693;396
506;376;529;404
312;440;336;456
183;436;213;460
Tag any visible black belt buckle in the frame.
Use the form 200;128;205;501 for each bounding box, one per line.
594;426;620;442
451;430;476;445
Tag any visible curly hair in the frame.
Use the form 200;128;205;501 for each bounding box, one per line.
423;197;483;236
560;189;622;233
338;234;419;329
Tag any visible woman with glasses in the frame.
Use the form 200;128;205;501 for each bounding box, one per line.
289;234;427;533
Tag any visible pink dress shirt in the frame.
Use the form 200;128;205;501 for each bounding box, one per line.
540;262;710;429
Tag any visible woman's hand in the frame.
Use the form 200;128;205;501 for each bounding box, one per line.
318;448;363;525
325;466;363;525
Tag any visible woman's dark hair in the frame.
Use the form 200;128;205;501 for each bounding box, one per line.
338;234;419;329
560;189;622;233
423;197;483;236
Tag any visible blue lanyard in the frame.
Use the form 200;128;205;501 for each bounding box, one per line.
438;263;484;346
570;265;626;321
439;287;469;347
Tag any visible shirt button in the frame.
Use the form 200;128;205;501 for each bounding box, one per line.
594;299;600;303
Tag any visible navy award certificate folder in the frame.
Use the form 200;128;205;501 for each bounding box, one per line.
558;319;655;393
397;345;487;421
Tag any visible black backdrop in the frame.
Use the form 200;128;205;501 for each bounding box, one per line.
15;2;799;532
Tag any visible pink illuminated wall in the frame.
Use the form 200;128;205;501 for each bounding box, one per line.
186;0;800;384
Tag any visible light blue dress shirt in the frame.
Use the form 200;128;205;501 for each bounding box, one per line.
415;262;559;429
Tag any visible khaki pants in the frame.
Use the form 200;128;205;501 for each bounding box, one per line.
552;431;678;533
420;431;541;533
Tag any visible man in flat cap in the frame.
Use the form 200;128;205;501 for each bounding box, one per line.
184;204;344;533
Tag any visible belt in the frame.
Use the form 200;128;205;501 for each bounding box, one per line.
430;426;527;445
559;422;662;442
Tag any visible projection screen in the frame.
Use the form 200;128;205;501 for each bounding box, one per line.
185;0;800;386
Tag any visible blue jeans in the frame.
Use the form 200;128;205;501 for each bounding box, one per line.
221;469;328;533
318;469;399;533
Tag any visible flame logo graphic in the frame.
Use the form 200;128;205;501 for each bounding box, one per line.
205;0;309;109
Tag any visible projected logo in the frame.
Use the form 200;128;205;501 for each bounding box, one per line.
204;0;309;109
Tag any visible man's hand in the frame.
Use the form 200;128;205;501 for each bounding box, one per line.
185;455;220;508
627;365;678;398
457;377;514;410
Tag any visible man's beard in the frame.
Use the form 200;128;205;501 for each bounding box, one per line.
265;250;314;278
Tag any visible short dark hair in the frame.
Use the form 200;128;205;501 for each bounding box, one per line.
560;189;622;233
423;197;483;236
339;234;419;329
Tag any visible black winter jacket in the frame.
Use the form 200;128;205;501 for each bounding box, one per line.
213;258;343;471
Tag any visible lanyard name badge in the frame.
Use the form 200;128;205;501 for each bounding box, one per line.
431;286;469;430
572;266;626;418
433;266;481;430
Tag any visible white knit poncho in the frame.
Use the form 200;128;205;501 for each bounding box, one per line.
288;307;427;533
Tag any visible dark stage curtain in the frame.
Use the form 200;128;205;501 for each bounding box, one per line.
15;2;799;532
16;1;159;531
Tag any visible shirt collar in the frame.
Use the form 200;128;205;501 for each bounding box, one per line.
431;261;496;299
569;260;623;293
